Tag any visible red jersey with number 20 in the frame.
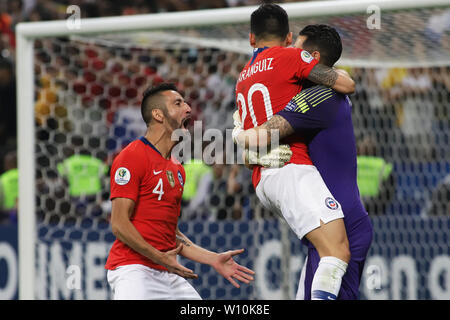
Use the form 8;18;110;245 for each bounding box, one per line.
105;137;185;271
235;46;318;187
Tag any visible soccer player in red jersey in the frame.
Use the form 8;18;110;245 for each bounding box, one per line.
105;83;255;300
234;4;354;300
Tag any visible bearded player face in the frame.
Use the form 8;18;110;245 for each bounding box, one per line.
160;90;192;133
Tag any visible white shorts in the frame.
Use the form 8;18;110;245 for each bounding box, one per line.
107;264;202;300
255;164;344;240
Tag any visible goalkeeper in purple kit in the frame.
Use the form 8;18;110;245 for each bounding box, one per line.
234;25;373;299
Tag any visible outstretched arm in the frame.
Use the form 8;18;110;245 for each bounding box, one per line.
176;228;255;288
307;64;355;94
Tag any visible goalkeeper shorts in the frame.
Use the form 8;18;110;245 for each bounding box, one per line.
107;264;202;300
255;164;344;240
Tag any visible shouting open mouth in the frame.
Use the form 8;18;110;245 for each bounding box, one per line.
181;116;192;130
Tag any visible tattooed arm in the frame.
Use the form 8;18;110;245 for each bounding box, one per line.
175;227;217;263
235;115;294;149
307;64;355;94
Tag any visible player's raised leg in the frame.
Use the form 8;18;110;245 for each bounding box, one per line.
305;219;350;300
255;164;350;300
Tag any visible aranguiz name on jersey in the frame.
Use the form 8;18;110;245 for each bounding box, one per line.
237;58;274;83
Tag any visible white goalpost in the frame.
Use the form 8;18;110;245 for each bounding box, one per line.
16;0;450;300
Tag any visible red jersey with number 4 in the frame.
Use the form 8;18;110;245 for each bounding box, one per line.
235;46;318;187
105;137;185;271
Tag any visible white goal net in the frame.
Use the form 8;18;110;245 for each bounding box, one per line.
7;0;450;300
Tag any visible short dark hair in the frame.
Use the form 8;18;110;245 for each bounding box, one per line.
299;24;342;67
250;3;289;41
141;83;178;125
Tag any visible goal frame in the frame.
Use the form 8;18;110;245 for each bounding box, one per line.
15;0;450;299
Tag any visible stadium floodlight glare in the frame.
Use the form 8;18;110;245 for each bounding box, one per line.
16;0;450;300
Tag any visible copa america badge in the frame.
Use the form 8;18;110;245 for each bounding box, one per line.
114;167;131;185
325;197;339;210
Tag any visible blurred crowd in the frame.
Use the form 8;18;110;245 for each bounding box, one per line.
0;0;449;226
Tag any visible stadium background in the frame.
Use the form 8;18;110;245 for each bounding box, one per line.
0;0;449;300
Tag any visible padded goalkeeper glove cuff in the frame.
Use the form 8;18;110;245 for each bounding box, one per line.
246;144;292;168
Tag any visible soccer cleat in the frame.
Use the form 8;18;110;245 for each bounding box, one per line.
312;290;337;300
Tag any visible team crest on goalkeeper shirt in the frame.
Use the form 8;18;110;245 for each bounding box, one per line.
166;170;175;187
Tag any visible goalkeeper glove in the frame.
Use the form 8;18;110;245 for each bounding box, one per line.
245;144;292;168
232;109;292;167
232;110;244;145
